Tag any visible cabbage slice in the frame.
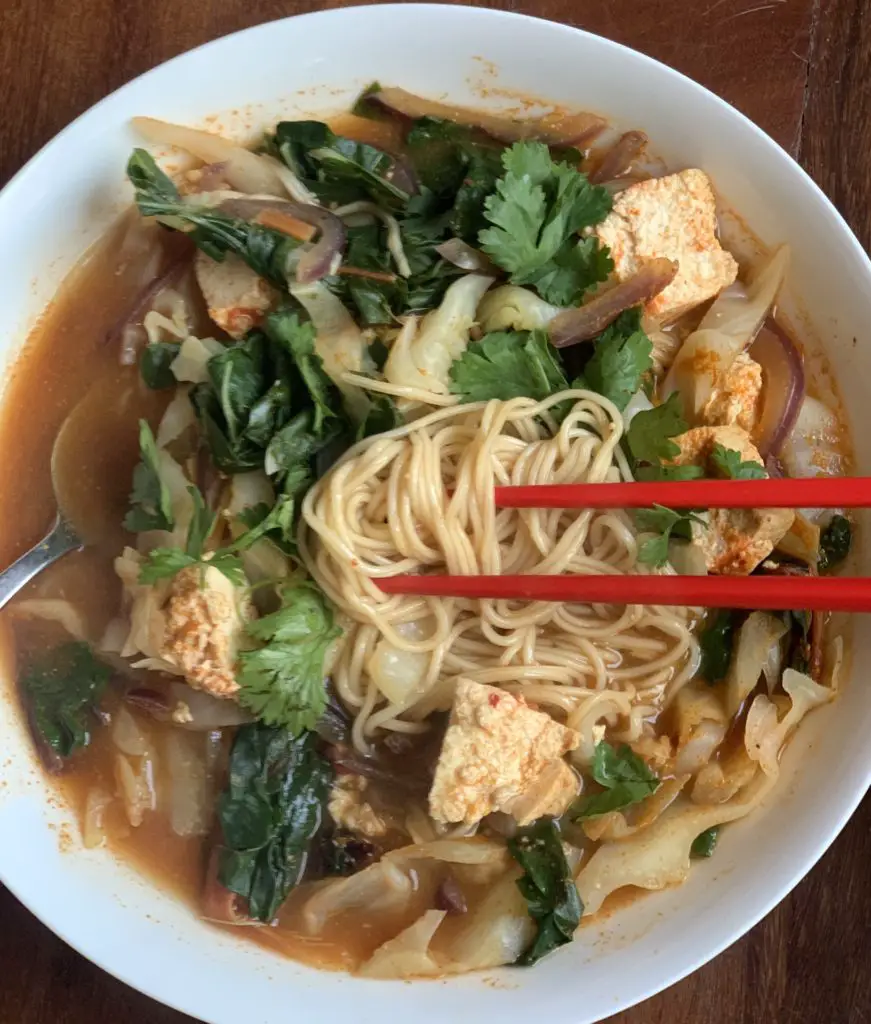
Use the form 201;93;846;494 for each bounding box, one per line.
664;246;789;421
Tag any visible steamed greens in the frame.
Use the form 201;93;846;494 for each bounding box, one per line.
217;723;331;922
20;644;112;759
507;818;583;966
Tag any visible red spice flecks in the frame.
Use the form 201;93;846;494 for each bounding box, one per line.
488;693;500;707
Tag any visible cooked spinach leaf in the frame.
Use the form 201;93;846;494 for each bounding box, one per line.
127;149;298;288
273;121;410;208
20;643;112;758
571;741;660;819
691;826;721;858
140;341;179;390
699;609;739;684
818;514;852;573
237;580;341;734
124;419;175;532
507;818;583;966
217;723;331;922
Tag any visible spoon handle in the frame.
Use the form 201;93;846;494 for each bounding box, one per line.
0;514;82;611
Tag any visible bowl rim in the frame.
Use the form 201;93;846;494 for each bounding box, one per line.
1;5;870;1021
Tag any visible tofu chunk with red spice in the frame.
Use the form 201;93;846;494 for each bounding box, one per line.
703;351;764;434
194;250;276;339
594;169;738;323
670;425;794;575
428;679;580;826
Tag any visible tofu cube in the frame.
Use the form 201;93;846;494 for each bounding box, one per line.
428;679;580;826
670;425;794;575
194;250;276;339
594;169;738;322
704;351;764;433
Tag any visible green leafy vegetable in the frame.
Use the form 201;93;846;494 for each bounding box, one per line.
124;419;174;532
139;486;247;586
710;443;766;480
20;643;112;758
273;121;410;208
818;514;852;573
217;723;331;922
264;310;337;436
507;818;583;966
625;392;704;482
140;341;179;390
635;504;706;567
237;581;341;734
449;329;567;404
580;308;653;411
572;741;660;819
127;149;299;288
356;393;402;439
699;610;739;684
479;141;613;305
691;826;721;858
236;495;298;556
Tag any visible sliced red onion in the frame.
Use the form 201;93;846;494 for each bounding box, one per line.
104;241;191;359
384;155;419;196
550;258;678;348
590;130;649;185
748;320;805;457
372;86;605;147
435;238;500;274
218;197;346;284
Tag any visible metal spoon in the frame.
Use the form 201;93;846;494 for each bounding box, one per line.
0;378;147;611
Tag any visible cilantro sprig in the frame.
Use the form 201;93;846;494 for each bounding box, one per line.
625;392;704;482
571;741;660;820
635;503;707;567
237;581;340;735
449;329;568;403
710;443;766;480
139;486;247;586
479;142;614;305
578;308;653;411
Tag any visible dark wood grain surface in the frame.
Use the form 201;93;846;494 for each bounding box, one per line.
1;1;869;1021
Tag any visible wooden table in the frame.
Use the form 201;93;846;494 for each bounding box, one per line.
1;1;869;1021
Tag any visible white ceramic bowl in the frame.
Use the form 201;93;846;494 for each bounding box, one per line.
1;7;869;1022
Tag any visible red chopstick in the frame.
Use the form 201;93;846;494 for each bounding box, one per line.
377;573;871;611
494;476;871;510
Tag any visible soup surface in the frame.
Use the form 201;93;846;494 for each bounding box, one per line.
0;89;853;977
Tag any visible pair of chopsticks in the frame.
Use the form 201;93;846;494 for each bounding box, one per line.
376;477;867;611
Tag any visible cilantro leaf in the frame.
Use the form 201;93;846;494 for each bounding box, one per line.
124;419;174;533
237;581;340;735
521;235;614;307
635;503;707;568
625;392;688;466
137;548;199;585
710;443;766;480
449;329;568;403
691;826;721;858
479;141;612;303
507;818;583;966
20;643;112;758
572;741;660;819
819;514;852;573
581;308;653;411
699;609;739;684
